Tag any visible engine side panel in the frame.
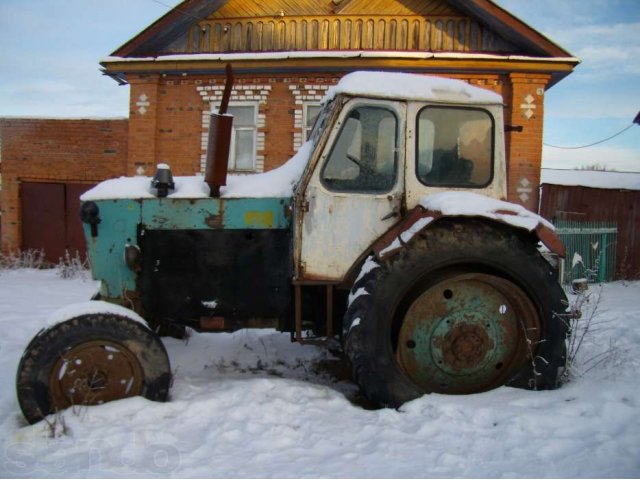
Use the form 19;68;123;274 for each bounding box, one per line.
139;229;292;326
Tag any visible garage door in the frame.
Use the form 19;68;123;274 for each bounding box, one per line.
21;182;96;264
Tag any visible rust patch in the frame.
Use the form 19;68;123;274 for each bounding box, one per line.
200;316;225;330
205;213;223;229
442;323;494;371
372;206;440;260
535;224;566;257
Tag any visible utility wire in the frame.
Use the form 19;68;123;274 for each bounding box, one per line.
149;0;208;24
544;123;636;150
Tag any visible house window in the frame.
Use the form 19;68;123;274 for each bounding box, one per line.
228;104;258;172
303;103;322;142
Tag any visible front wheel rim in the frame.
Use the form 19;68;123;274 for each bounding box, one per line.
49;340;144;411
396;272;540;394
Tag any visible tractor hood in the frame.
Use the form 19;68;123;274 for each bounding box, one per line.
81;141;313;202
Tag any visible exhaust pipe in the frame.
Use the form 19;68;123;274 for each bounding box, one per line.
205;64;234;197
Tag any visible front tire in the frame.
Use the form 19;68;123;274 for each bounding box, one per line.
343;219;567;407
16;313;171;424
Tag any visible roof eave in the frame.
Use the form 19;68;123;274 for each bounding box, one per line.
448;0;575;58
100;52;578;86
111;0;229;57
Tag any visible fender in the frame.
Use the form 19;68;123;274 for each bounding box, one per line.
372;205;565;261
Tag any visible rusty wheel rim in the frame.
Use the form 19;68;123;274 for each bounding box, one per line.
49;340;143;411
396;273;540;394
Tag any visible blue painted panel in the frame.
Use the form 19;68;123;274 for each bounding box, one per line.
140;197;292;230
141;198;221;230
84;199;140;298
84;196;293;303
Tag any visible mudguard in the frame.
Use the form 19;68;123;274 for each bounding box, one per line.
372;204;565;261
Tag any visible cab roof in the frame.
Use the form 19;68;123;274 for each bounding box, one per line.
324;71;503;105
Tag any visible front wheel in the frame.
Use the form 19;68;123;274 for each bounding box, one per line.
16;313;171;424
343;219;567;407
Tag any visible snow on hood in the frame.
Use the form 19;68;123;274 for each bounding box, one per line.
420;192;554;231
324;71;502;105
80;141;313;201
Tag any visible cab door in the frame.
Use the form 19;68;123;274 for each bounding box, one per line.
298;98;405;281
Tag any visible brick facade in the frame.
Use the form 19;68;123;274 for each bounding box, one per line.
0;118;128;253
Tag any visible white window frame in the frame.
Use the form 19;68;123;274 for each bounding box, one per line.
226;102;258;172
303;103;322;143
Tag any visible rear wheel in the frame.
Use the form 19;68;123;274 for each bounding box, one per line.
343;219;567;407
16;313;171;424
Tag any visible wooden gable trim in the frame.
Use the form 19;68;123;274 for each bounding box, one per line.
112;0;229;57
110;0;575;60
448;0;572;57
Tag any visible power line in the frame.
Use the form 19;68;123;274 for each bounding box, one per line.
544;117;638;150
149;0;208;24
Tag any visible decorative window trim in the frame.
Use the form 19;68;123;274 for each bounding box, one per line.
289;82;332;151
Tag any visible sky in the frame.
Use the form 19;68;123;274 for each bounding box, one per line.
0;0;638;172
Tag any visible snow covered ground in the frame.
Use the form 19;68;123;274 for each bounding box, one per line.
0;269;639;478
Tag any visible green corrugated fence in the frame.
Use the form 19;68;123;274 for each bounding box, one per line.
554;220;618;285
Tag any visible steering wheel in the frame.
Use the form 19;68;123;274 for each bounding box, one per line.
346;153;374;175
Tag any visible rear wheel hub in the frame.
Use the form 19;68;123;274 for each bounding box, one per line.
397;273;540;394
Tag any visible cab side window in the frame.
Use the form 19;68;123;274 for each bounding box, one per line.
321;106;398;193
417;107;494;187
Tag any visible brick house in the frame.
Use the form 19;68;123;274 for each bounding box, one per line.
1;0;577;259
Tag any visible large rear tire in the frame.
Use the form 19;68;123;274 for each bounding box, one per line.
343;219;567;407
16;313;171;424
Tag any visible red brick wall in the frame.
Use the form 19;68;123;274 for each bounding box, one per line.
504;73;551;210
0;118;128;253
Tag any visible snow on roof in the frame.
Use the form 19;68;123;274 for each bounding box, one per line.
325;71;502;104
541;169;640;191
102;51;579;64
80;141;313;201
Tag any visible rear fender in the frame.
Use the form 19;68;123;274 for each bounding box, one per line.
371;206;565;261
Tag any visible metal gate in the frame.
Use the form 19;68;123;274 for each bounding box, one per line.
555;220;618;284
21;182;95;264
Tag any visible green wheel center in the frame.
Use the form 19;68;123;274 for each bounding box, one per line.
396;273;539;394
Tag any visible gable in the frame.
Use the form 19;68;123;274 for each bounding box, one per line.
159;0;520;56
205;0;459;17
336;0;458;16
110;0;574;64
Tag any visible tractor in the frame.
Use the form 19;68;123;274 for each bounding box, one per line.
16;69;567;424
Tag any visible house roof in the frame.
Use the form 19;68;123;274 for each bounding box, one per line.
112;0;573;59
112;0;227;58
541;169;640;191
446;0;571;58
104;0;577;85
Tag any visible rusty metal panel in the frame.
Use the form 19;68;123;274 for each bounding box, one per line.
21;182;66;263
540;184;640;280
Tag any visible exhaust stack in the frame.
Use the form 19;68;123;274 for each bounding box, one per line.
205;64;234;197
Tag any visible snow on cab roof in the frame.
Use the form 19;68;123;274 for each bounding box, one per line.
325;71;502;105
541;169;640;191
